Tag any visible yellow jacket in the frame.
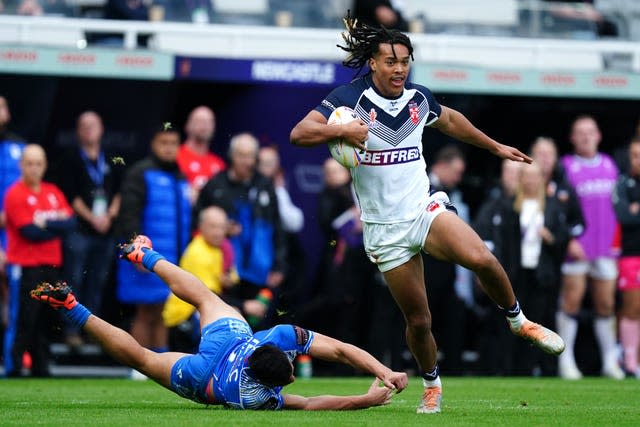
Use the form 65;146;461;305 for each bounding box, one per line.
162;235;238;327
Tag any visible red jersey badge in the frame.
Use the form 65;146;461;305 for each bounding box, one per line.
368;108;378;129
408;100;420;125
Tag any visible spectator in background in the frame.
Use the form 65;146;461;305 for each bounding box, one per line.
194;133;286;328
510;163;570;376
353;0;409;31
257;145;305;322
474;163;569;376
557;115;624;380
115;125;191;373
176;106;225;203
258;146;304;235
53;111;122;348
0;95;25;248
473;162;521;375
487;158;522;200
541;0;618;38
0;95;24;364
104;0;148;21
97;0;150;46
613;118;640;174
423;145;471;374
157;0;214;23
15;0;42;15
0;0;71;15
304;157;354;341
530;136;585;245
3;144;75;377
612;137;640;378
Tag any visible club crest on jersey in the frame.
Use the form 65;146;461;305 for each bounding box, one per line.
368;108;378;129
408;100;420;125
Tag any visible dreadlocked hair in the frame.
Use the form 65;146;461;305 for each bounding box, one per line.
337;11;414;75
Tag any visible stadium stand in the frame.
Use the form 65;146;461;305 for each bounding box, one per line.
0;13;639;71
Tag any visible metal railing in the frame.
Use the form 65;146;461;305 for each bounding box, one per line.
1;15;640;72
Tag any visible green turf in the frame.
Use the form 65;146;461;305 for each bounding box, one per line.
0;376;638;426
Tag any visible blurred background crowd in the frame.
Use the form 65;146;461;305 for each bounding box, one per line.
1;0;640;381
0;0;639;41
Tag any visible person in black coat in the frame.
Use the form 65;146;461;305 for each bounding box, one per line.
473;163;570;375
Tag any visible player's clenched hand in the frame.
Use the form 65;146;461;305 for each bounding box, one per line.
341;119;369;151
365;378;394;406
379;371;408;393
492;143;533;164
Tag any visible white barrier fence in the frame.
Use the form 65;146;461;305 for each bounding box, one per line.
1;15;640;72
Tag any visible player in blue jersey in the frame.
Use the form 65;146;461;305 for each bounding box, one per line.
290;16;565;413
30;235;408;410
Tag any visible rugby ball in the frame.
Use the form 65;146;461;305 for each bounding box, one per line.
327;106;367;168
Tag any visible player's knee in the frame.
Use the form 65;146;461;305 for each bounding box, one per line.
406;312;432;334
465;247;498;273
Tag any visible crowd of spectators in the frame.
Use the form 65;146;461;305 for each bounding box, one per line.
0;90;639;380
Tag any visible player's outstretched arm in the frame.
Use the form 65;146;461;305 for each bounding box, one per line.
282;379;392;410
290;110;368;150
432;106;532;164
308;333;408;392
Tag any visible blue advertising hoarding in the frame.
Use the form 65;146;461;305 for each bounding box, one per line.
174;56;356;86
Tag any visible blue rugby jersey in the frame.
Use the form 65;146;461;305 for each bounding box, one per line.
213;324;314;410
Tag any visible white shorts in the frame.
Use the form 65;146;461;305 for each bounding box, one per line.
561;257;618;281
363;194;448;273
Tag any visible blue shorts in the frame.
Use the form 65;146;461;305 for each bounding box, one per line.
170;317;252;403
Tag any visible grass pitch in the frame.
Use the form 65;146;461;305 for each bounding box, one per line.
1;376;638;426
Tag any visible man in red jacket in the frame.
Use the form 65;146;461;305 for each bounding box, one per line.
3;144;75;377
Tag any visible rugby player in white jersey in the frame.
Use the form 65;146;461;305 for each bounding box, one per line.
290;15;565;413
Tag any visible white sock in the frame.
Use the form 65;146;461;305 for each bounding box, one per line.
423;376;442;388
506;311;527;330
556;311;578;364
594;315;618;366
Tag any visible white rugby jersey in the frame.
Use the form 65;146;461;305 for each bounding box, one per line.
316;75;441;224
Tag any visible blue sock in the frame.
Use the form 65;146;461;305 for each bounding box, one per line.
64;303;91;329
141;248;166;271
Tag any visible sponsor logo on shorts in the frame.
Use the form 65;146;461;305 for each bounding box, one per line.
360;147;421;166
